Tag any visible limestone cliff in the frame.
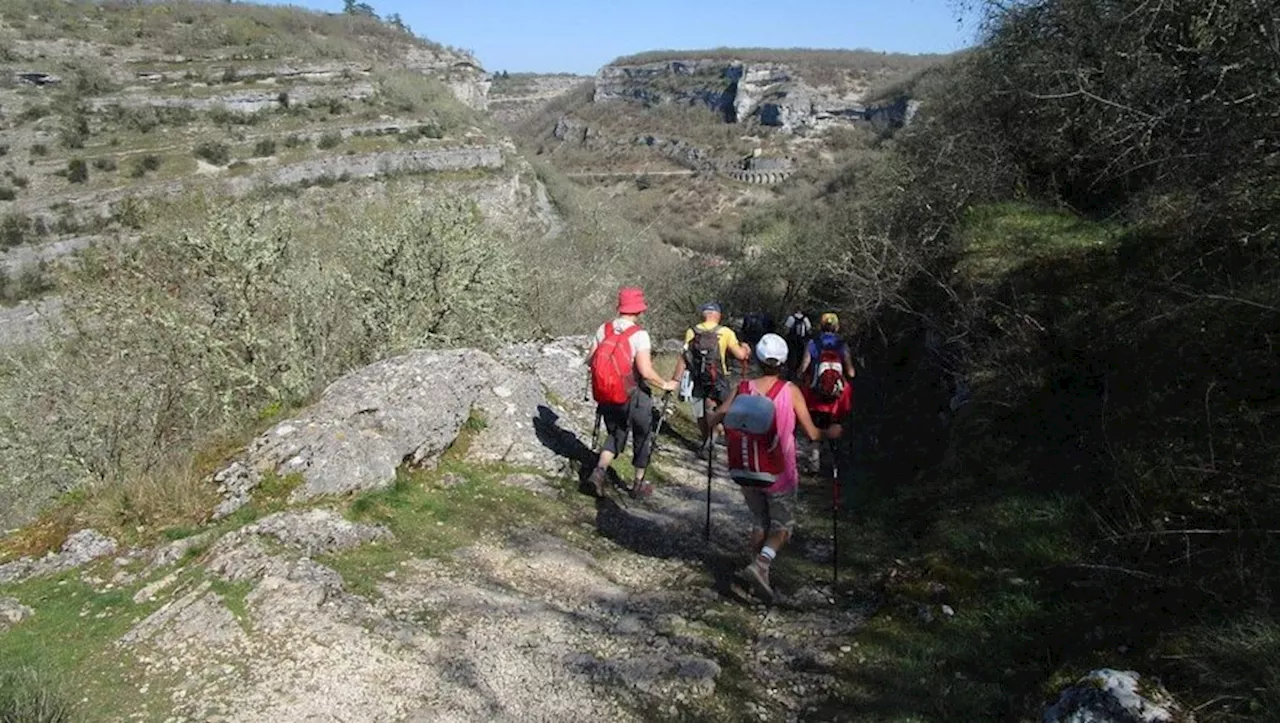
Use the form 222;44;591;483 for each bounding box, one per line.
593;57;923;133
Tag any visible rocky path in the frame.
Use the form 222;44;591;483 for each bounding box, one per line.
125;446;864;721
99;430;866;721
0;341;874;721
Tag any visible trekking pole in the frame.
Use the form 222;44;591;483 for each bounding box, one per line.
829;437;840;588
705;439;713;541
590;409;603;454
646;392;673;460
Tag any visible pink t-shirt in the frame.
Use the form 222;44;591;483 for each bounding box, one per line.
748;378;798;495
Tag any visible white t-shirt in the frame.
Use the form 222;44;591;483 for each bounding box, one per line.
592;319;652;361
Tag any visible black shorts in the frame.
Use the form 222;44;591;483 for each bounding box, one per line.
692;377;731;404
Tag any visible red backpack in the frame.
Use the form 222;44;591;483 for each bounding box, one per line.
811;334;847;402
725;379;788;487
590;323;641;405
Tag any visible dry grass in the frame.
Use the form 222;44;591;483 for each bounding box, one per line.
0;460;221;562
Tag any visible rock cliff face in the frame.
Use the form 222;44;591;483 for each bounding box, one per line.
593;59;917;133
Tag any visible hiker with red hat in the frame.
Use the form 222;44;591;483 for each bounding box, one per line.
585;287;679;500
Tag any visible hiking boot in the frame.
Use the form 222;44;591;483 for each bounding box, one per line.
739;561;775;602
630;480;655;500
587;467;607;497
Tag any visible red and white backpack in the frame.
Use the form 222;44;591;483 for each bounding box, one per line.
724;379;788;487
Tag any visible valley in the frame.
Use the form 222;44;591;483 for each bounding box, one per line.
1;1;1276;722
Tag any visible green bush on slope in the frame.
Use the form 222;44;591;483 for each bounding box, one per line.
0;194;520;527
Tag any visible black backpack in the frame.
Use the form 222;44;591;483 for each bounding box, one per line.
786;313;810;345
687;326;724;388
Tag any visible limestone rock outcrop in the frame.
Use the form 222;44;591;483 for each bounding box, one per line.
0;528;119;584
212;339;589;517
1044;669;1195;723
592;59;920;134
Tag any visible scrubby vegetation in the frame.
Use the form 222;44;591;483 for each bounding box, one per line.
708;0;1278;718
0;194;520;524
0;0;445;62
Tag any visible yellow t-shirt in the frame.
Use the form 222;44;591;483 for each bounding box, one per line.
683;322;742;370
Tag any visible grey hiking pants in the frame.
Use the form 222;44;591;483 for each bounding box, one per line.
598;391;655;469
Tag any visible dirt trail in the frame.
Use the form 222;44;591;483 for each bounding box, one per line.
109;414;871;722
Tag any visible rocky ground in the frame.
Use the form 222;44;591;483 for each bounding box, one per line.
0;338;874;721
0;337;1198;722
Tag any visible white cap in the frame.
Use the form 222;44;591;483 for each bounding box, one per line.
756;333;788;365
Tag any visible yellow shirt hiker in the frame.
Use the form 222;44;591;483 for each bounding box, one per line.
683;321;744;372
672;302;753;458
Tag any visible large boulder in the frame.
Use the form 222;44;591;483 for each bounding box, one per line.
1044;669;1195;723
0;528;119;584
213;342;589;517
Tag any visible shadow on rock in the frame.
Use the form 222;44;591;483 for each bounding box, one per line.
531;404;598;485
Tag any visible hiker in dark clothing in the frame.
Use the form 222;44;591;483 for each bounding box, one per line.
782;309;812;380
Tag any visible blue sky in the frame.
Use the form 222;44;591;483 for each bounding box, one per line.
262;0;980;75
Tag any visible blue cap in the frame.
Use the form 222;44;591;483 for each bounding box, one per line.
699;302;722;314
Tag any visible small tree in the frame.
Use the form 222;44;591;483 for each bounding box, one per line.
342;0;378;18
67;158;89;184
387;13;409;33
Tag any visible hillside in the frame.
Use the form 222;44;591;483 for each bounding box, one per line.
488;71;590;128
0;0;693;529
513;48;948;255
0;0;525;326
3;0;1277;721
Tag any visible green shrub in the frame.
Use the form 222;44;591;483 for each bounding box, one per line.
110;197;149;230
316;132;343;150
128;153;164;178
66;159;88;184
282;134;309;149
30;144;48;157
11;175;29;189
16;104;51;124
91;157;117;172
193;142;231;166
0;214;40;248
253;138;277;157
0;144;8;157
0;668;73;723
0;195;520;500
0;265;54;305
0;186;14;201
62;60;117;97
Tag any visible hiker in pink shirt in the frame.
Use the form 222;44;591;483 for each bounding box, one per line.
709;334;833;600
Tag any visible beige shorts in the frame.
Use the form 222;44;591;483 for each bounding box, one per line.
741;487;797;536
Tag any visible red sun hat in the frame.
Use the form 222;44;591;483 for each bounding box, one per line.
617;287;648;315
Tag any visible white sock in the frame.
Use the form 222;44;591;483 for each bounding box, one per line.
758;546;777;566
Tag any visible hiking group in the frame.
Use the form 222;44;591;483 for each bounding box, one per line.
585;288;856;602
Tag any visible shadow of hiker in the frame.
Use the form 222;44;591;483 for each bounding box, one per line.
592;485;756;604
532;403;758;603
532;403;597;488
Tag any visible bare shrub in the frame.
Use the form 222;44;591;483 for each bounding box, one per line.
0;193;520;499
